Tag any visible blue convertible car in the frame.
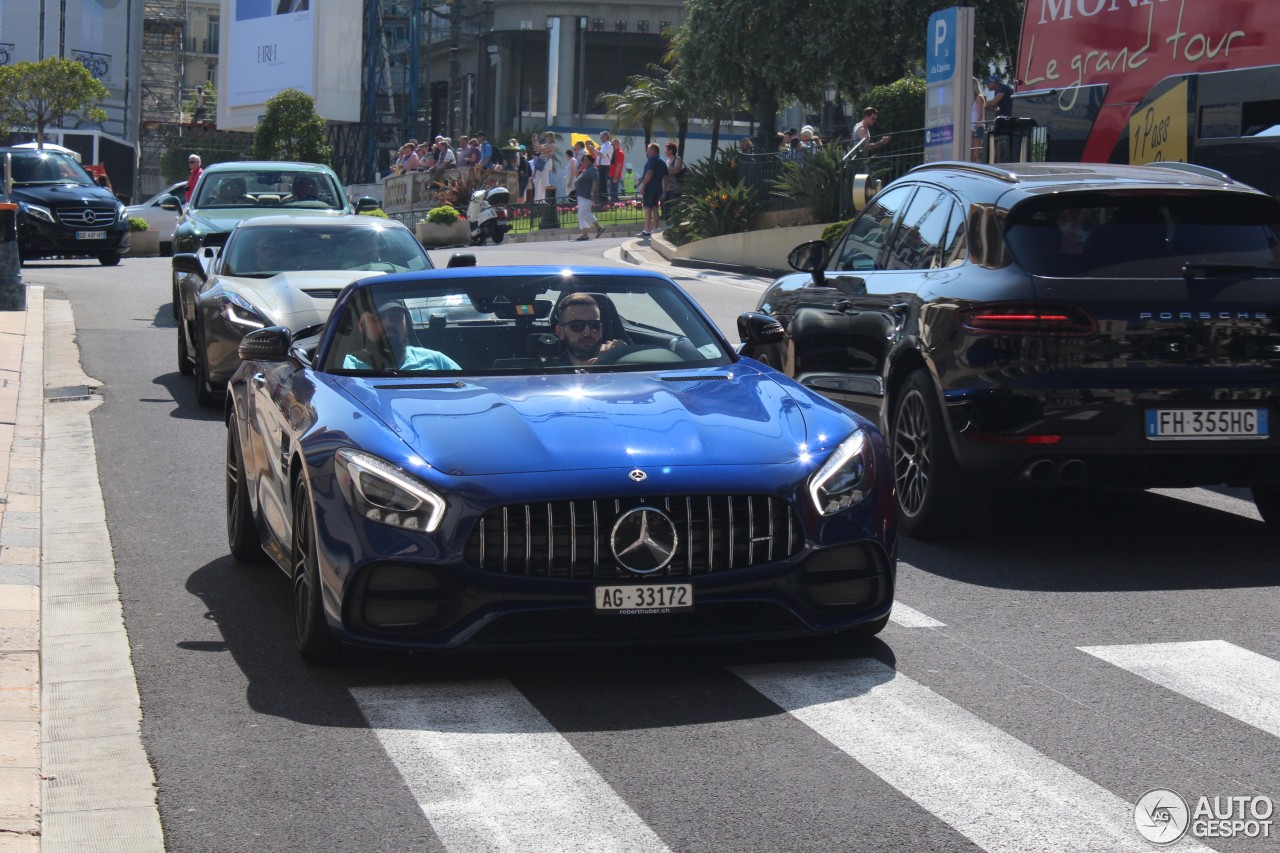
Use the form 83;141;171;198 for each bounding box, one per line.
225;266;896;662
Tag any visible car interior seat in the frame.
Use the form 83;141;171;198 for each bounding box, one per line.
585;293;632;345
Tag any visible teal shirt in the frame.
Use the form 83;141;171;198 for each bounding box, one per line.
343;346;460;371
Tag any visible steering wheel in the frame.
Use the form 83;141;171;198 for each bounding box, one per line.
591;344;683;366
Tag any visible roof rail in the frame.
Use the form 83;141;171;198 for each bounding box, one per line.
1147;161;1234;183
908;161;1019;183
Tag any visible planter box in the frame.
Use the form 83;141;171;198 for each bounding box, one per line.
126;229;161;257
416;219;471;247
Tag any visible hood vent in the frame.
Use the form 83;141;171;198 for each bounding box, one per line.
372;381;466;390
661;374;729;382
301;288;343;299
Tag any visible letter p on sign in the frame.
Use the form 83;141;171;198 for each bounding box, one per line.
935;18;947;55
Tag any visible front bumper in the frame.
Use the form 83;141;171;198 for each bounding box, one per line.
19;215;128;259
335;543;895;651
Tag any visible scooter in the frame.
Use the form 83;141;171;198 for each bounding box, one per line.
467;186;511;246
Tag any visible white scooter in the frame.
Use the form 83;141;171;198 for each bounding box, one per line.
466;186;511;246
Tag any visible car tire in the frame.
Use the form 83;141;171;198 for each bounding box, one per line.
193;327;218;407
226;425;267;563
850;613;890;638
172;272;181;320
98;252;120;266
891;370;966;540
177;320;194;376
291;478;343;664
1251;486;1280;527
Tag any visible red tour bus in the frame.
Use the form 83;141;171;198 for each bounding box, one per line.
1013;0;1280;196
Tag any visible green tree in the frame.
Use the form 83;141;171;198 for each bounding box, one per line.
252;88;331;164
598;75;668;148
850;76;927;134
0;58;109;145
671;0;1024;144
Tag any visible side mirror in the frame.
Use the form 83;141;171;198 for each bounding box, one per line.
355;196;381;212
737;312;785;345
171;252;207;282
159;196;183;211
787;240;828;287
447;252;477;268
238;326;292;361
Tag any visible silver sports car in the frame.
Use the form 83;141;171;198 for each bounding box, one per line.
174;214;435;405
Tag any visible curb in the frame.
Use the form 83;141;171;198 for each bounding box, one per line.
619;233;785;279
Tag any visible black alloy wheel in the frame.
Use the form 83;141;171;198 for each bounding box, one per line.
891;370;965;540
177;320;194;376
98;252;120;266
193;325;218;407
291;478;342;664
226;425;266;563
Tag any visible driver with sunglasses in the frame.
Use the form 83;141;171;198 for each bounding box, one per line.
554;292;625;365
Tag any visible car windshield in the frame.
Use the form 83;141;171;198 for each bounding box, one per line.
6;151;95;187
220;224;432;277
1004;192;1280;277
193;170;345;211
321;274;734;375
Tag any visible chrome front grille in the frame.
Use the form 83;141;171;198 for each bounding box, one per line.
464;494;804;579
56;207;117;227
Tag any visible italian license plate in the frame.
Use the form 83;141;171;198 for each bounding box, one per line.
76;230;106;240
1145;408;1268;440
594;584;692;614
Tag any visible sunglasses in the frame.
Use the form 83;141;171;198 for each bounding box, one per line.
563;319;602;333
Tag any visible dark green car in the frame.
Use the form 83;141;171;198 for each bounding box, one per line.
169;161;378;317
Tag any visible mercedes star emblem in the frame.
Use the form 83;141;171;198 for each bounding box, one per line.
610;507;678;574
628;468;647;482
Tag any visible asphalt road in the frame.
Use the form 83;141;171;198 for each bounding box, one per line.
20;246;1280;853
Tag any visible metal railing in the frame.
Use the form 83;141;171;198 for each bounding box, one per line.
388;192;649;238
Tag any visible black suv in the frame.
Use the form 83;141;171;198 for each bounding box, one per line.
1;146;129;265
738;162;1280;538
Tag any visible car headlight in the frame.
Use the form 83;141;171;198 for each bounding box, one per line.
219;291;266;330
23;203;55;224
335;449;446;532
808;429;873;515
116;202;127;220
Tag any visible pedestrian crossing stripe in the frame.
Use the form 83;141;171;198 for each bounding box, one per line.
348;638;1280;853
732;659;1217;853
353;681;671;853
1080;640;1280;739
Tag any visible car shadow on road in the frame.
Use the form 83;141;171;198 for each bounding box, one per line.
184;554;897;729
151;370;223;422
904;486;1275;592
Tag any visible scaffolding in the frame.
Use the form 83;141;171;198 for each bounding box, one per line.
331;0;426;184
138;0;187;197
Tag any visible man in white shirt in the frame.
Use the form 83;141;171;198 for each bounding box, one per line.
596;132;614;203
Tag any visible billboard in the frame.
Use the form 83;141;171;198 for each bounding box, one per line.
219;0;361;131
226;0;315;108
0;0;137;141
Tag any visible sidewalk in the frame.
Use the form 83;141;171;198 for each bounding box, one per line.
0;288;164;852
0;291;43;852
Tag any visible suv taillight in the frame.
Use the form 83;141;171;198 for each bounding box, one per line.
959;302;1096;337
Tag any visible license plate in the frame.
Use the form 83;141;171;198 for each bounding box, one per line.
1145;408;1268;440
594;584;692;614
76;230;106;240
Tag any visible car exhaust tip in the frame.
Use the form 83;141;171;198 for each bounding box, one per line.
1021;458;1057;486
1058;459;1086;485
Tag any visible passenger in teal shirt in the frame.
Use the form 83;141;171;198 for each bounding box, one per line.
342;302;460;371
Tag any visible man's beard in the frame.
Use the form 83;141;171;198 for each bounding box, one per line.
565;337;600;362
